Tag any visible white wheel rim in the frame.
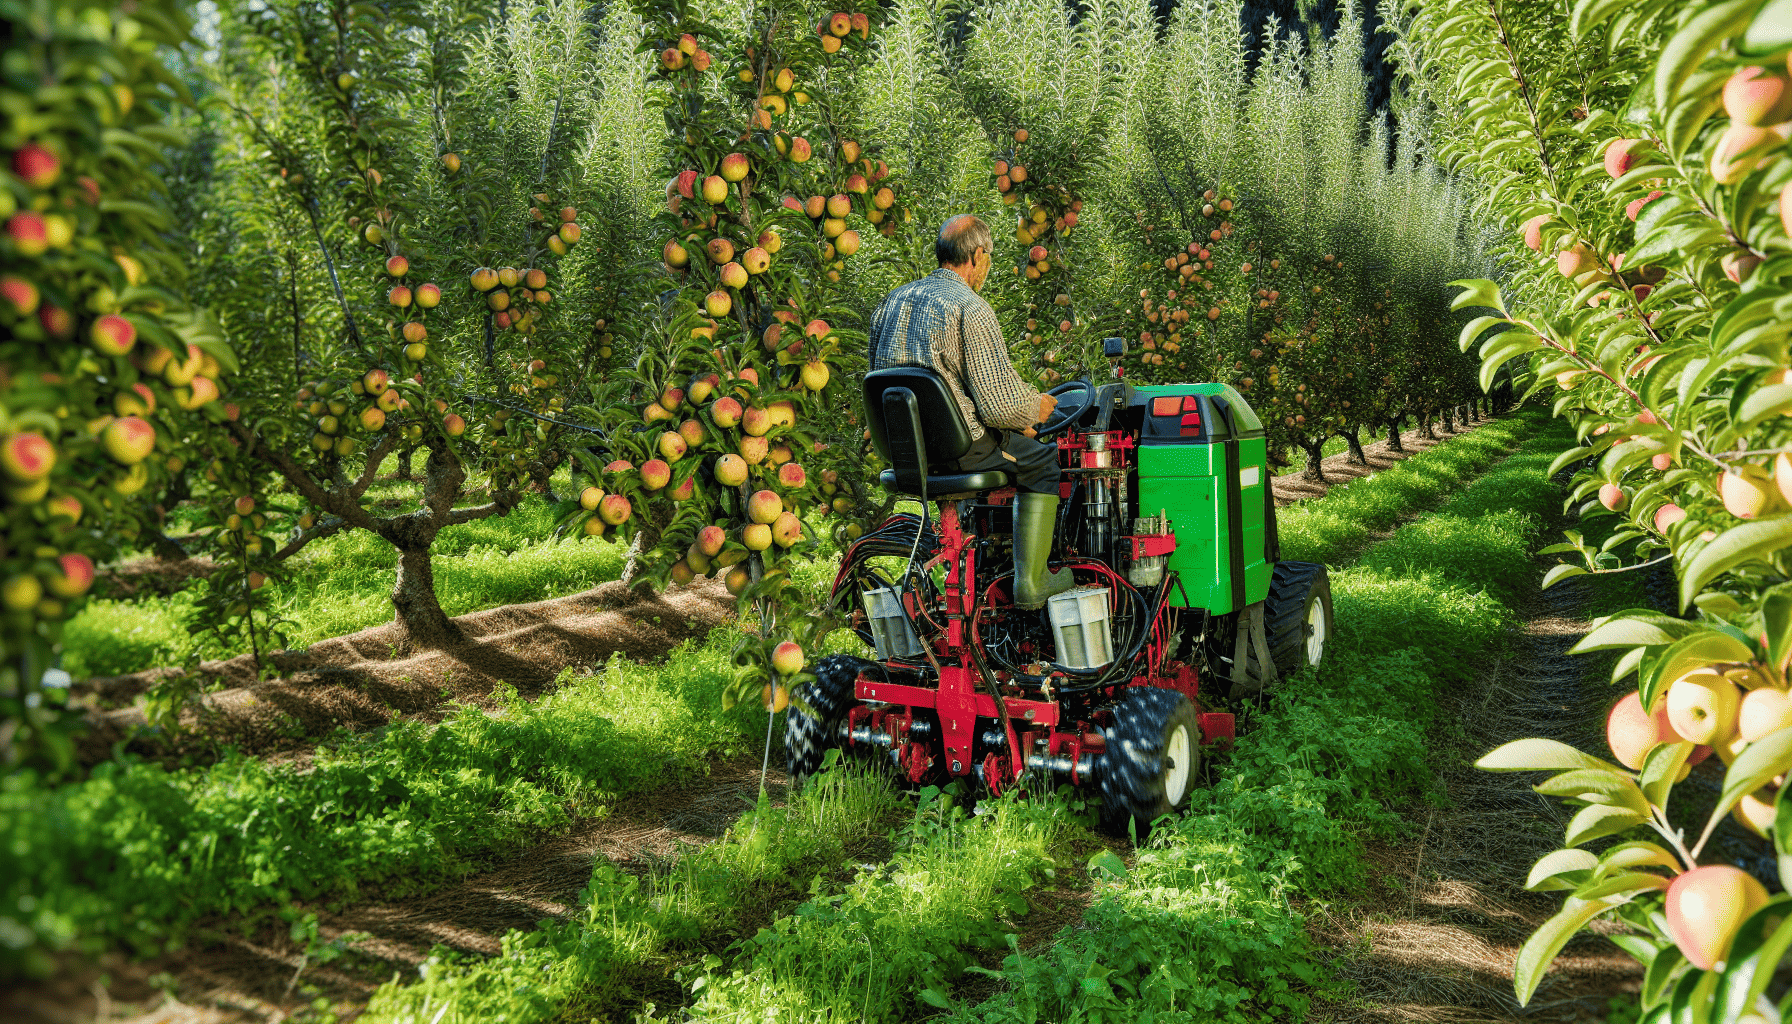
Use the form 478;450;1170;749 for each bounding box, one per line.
1306;597;1328;666
1164;724;1192;806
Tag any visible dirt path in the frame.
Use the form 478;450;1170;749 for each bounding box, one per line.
1272;416;1500;506
2;759;790;1024
1304;536;1750;1019
71;577;735;765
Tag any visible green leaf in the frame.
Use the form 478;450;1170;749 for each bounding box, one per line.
1550;446;1597;477
1709;728;1792;838
1574;870;1671;899
1544;563;1591;589
1640;741;1695;809
1736;384;1792;428
1713;896;1792;1022
1741;0;1792;54
1460;314;1510;353
1762;585;1792;672
1642;943;1686;1008
1572;612;1705;653
918;988;953;1009
1597;840;1683;875
1654;0;1759;112
1527;848;1599;891
1570;0;1645;38
1515;896;1620;1005
1565;803;1648;846
1535;769;1650;813
1680;516;1792;610
1086;849;1128;880
1449;278;1505;314
1479;738;1630;774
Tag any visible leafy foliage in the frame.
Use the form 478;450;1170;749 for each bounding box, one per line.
1397;0;1792;1011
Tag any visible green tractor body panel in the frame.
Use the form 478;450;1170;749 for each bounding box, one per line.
1131;383;1272;614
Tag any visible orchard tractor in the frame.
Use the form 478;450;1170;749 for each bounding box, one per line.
793;338;1334;832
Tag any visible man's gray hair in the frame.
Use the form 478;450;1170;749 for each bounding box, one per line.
936;214;993;266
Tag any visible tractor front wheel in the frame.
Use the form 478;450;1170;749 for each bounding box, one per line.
785;654;868;789
1097;687;1201;837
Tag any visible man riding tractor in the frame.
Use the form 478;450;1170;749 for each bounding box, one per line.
868;214;1074;611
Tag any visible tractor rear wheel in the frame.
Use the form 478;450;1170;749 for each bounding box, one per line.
1265;560;1332;675
1231;560;1333;695
1097;687;1201;837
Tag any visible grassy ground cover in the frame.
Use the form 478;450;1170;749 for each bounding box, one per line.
3;413;1551;1000
1276;410;1545;566
347;413;1560;1023
0;630;773;979
64;494;634;677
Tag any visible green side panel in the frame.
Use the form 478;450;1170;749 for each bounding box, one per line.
1137;437;1271;614
1239;436;1271;605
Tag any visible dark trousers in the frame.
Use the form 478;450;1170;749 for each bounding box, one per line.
955;430;1060;495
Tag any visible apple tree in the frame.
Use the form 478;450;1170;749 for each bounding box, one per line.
171;0;653;651
0;0;240;768
1399;0;1792;1010
554;0;917;707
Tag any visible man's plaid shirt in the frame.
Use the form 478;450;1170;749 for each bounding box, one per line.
868;268;1042;441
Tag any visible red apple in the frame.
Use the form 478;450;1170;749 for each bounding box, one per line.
598;493;632;525
714;453;749;487
102;416;156;465
738;435;769;465
1;275;38;315
1;432;55;482
748;489;783;524
12;143;60;188
772;511;802;548
1665;865;1769;970
89;313;136;356
697;525;727;557
641;458;672;490
772;640;805;675
1604;138;1643;179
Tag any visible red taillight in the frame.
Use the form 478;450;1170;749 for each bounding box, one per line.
1150;396;1181;417
1179;396;1201;436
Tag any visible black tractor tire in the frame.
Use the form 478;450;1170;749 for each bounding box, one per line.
1231;561;1333;695
1097;687;1202;838
1264;560;1332;676
784;654;870;789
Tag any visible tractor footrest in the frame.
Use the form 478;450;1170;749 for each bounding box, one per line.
1198;712;1235;749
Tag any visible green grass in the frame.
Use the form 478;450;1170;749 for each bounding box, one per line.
0;629;772;979
1276;410;1547;566
63;495;630;676
364;768;907;1024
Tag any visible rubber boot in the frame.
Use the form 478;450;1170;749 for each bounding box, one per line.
1013;491;1076;610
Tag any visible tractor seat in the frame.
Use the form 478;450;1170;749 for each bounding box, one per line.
864;367;1012;499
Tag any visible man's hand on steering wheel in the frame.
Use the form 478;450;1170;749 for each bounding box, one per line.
1031;379;1095;438
1021;393;1060;437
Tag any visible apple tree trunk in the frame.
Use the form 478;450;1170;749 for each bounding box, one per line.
1298;439;1327;483
392;543;459;647
1341;426;1366;465
1385;417;1405;452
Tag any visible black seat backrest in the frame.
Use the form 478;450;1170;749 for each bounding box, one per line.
864;367;977;478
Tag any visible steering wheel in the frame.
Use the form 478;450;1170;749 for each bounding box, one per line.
1035;378;1096;438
